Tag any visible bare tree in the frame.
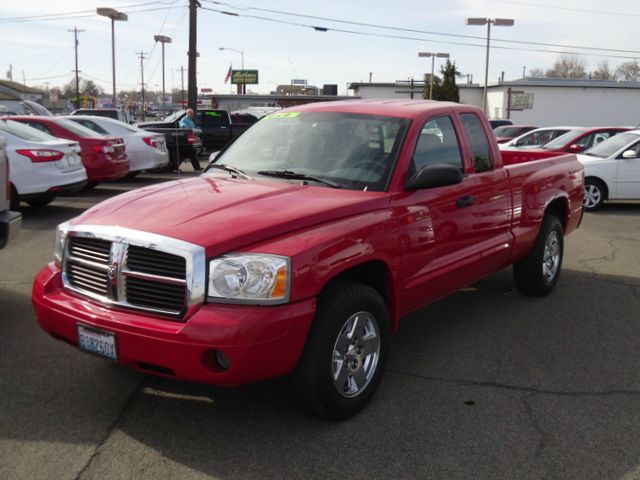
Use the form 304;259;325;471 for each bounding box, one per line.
615;61;640;81
591;61;615;80
546;55;588;79
528;67;545;78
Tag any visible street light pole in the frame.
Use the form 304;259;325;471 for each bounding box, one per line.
418;52;450;100
97;8;128;109
219;47;245;94
154;35;172;117
465;17;514;115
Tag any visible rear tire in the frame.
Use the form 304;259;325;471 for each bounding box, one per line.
583;178;605;211
26;196;54;208
9;185;19;211
288;280;390;420
514;215;564;297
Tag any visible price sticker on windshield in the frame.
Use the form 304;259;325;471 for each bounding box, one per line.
264;112;300;120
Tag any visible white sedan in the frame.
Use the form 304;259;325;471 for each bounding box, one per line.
578;130;640;210
64;116;169;174
0;118;87;209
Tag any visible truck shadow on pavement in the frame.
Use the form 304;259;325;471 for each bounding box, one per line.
2;266;639;479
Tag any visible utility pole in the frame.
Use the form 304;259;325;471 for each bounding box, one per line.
137;51;147;120
187;0;200;112
180;66;185;106
68;27;84;109
8;64;13;82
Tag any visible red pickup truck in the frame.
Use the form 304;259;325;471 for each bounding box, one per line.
32;100;584;420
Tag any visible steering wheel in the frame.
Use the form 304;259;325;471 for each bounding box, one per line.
352;158;384;174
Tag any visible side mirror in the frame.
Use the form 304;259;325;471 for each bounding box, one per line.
568;144;583;153
405;163;464;190
622;150;637;159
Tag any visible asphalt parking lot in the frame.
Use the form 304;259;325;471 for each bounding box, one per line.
1;172;639;480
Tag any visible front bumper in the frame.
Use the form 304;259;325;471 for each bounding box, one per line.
32;263;316;386
0;210;21;249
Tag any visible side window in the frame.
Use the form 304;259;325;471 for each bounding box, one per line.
198;111;230;128
460;113;493;173
76;120;108;135
25;122;52;135
411;116;463;173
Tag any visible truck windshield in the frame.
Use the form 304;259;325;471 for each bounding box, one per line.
211;111;408;191
583;131;640;158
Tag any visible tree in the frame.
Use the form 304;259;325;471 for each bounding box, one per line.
60;77;104;98
82;79;104;97
545;55;588;79
616;61;640;82
591;61;615;80
528;67;545;78
432;60;461;102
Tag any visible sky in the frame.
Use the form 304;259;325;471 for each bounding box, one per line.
2;0;640;97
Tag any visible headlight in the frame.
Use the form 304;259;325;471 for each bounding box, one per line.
208;254;290;304
54;221;71;267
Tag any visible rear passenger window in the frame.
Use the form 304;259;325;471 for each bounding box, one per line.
412;116;463;173
460;113;493;173
25;122;52;135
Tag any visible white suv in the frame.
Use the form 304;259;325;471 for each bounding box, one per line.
0;119;87;209
0;136;21;248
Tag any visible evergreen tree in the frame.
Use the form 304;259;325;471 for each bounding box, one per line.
432;60;461;102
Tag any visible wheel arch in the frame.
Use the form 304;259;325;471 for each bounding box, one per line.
320;259;400;333
544;196;569;231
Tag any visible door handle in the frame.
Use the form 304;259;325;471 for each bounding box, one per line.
456;195;476;208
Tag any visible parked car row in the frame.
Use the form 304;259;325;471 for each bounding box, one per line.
0;115;170;209
492;122;639;211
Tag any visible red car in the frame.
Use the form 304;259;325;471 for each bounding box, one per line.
501;126;630;165
8;116;129;184
32;100;584;419
493;125;537;143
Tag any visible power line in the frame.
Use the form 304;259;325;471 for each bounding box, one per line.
199;6;640;61
0;5;182;24
0;1;173;22
490;0;640;18
201;0;640;56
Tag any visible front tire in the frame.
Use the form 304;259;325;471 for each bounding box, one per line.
584;178;605;211
514;215;564;296
288;280;390;420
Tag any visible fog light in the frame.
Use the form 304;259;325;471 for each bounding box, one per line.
216;350;231;370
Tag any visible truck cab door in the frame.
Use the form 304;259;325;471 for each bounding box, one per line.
197;110;231;151
395;114;480;313
458;113;513;273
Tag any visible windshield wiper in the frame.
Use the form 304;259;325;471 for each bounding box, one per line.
257;170;342;188
206;163;252;180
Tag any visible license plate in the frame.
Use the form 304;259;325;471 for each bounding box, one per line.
68;153;81;165
77;324;118;362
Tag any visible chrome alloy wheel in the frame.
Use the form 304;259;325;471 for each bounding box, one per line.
332;311;381;398
542;231;561;282
584;183;602;209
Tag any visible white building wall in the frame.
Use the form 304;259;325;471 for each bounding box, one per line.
492;86;640;127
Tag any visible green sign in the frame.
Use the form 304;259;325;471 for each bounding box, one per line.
231;70;259;85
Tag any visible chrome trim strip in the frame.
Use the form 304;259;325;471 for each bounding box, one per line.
66;256;110;272
122;269;187;286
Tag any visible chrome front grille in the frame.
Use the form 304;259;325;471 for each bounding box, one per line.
62;226;206;319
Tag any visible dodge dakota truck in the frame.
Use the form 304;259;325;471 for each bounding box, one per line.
32;100;584;420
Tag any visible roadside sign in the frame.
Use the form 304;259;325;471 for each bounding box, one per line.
231;70;259;85
200;88;212;93
49;89;59;103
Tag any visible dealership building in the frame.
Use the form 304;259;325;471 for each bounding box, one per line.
349;78;640;127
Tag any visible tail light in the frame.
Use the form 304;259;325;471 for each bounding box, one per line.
187;132;195;144
142;137;155;147
16;149;65;163
93;143;115;155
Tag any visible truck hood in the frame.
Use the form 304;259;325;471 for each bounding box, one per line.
72;176;389;255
